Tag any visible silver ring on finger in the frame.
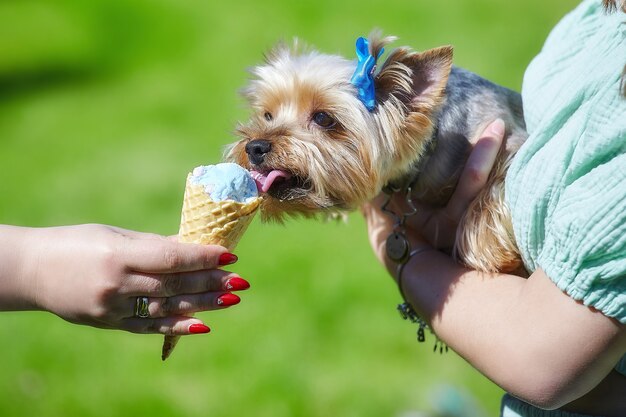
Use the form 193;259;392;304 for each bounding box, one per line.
134;296;150;318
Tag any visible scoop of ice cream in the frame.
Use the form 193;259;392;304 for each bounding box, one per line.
190;163;258;203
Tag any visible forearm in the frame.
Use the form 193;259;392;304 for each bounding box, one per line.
0;225;39;311
399;249;625;409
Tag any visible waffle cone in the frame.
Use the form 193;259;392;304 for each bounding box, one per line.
161;174;261;361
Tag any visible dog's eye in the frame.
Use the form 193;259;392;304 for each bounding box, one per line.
264;112;273;121
312;112;336;128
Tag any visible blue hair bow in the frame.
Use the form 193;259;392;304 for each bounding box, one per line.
350;37;384;111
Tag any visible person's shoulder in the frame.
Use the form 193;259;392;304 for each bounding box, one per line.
521;0;624;134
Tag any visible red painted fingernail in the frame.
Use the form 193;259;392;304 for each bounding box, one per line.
218;253;238;266
225;277;250;291
188;323;211;334
217;293;240;307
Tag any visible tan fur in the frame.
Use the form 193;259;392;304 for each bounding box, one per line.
455;151;522;273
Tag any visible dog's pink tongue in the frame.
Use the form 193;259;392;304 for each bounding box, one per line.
250;170;291;193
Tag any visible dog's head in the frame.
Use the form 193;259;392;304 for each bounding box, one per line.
227;33;453;220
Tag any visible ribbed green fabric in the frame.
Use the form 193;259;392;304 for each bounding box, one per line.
506;0;626;325
503;5;625;416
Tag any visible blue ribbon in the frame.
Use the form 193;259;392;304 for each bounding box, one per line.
350;37;383;111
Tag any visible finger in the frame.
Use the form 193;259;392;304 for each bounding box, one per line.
126;292;241;319
445;118;505;220
120;236;231;273
122;316;211;335
121;270;249;297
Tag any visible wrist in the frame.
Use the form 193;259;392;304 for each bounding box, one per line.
380;223;432;275
393;245;438;316
0;225;41;311
394;244;436;284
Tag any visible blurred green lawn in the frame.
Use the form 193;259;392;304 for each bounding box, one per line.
1;1;575;416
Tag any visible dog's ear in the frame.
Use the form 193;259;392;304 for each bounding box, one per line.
375;46;453;113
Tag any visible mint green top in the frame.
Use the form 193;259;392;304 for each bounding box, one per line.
506;0;626;323
502;1;625;415
503;2;625;414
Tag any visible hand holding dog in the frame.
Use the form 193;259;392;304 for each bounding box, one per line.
0;224;248;335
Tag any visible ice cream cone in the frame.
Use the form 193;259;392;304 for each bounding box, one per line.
161;173;261;361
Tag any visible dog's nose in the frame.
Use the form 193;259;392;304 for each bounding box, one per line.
245;139;272;165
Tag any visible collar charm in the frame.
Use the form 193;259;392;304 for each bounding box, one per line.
350;37;383;111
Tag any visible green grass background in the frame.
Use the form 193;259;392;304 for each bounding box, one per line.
0;1;575;416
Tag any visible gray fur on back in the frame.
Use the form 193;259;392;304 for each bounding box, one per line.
409;66;527;205
438;66;525;148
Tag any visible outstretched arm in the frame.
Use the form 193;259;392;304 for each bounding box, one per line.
0;224;248;335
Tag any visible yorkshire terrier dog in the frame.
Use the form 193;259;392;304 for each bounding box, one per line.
227;33;527;273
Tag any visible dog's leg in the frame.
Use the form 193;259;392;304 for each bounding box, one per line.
454;131;526;274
